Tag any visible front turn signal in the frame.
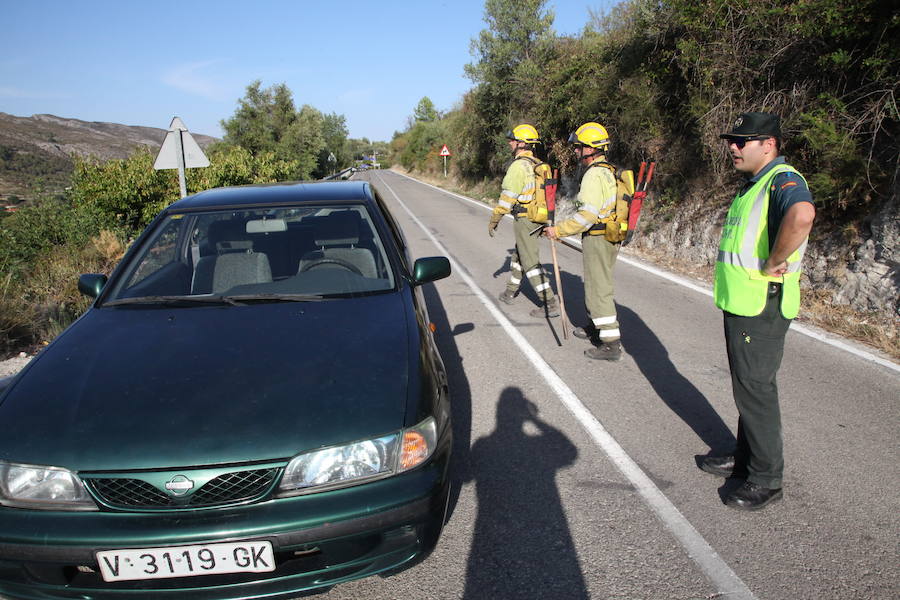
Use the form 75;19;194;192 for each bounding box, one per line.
398;417;437;472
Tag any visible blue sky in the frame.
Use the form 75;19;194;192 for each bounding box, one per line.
1;1;615;142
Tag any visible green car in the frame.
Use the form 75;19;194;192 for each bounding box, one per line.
0;181;452;599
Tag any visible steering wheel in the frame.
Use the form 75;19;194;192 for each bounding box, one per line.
299;257;363;276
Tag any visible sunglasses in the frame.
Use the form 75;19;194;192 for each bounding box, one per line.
725;136;771;149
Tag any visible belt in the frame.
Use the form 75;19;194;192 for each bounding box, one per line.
767;282;782;297
510;205;525;216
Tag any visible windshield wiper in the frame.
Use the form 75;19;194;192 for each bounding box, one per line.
104;295;245;307
222;293;328;303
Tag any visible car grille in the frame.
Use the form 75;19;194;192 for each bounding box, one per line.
86;468;280;509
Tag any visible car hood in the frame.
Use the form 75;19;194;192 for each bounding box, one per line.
0;293;414;471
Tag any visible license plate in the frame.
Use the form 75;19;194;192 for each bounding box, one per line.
96;541;275;582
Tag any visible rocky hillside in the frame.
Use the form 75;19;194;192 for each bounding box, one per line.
0;112;218;202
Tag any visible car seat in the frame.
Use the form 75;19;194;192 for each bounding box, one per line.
297;212;377;278
192;220;273;293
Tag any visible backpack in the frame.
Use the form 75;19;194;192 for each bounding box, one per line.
520;156;555;224
590;162;635;243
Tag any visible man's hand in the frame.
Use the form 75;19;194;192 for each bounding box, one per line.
543;226;558;240
488;217;500;237
763;258;789;277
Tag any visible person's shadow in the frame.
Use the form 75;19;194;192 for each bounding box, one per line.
617;304;735;452
463;388;588;599
558;270;735;453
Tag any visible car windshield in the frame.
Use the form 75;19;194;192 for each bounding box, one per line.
103;204;396;303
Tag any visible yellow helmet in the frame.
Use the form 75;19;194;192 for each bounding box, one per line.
506;124;541;144
568;122;610;149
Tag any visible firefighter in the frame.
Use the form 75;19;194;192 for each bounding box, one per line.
544;122;622;361
489;124;559;318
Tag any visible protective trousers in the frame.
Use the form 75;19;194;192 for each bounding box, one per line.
505;217;555;303
723;284;791;489
582;234;620;341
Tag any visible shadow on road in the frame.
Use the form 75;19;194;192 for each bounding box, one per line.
421;283;473;523
462;387;588;600
557;269;735;452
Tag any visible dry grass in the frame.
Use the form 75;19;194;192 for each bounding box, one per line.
0;230;126;355
800;289;899;361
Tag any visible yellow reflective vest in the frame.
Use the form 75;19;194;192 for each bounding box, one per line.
714;163;809;318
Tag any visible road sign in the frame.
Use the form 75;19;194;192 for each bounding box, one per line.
154;117;209;198
154;118;209;170
439;145;451;157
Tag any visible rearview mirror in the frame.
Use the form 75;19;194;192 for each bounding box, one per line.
246;218;287;234
412;257;450;286
78;273;108;298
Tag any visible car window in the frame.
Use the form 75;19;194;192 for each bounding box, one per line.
105;204;396;302
119;217;183;291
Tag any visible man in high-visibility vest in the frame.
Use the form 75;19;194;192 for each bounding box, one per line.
544;121;623;361
489;124;559;318
700;112;815;511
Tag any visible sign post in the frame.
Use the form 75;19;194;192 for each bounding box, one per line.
439;144;451;177
153;117;210;198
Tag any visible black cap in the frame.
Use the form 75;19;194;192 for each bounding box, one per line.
720;112;782;139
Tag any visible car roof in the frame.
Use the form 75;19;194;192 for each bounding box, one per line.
167;181;374;212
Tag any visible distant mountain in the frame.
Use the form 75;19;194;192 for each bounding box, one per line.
0;113;219;202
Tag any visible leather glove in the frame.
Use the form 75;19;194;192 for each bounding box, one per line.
488;216;501;237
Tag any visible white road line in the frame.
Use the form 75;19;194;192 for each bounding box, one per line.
389;170;900;375
376;173;758;600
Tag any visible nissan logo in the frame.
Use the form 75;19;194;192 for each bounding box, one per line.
164;475;194;496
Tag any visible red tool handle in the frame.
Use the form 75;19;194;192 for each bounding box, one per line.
637;162;647;188
643;162;656;191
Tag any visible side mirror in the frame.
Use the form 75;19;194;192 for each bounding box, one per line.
412;257;451;286
78;273;108;298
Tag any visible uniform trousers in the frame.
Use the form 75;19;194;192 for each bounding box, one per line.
505;216;555;303
582;234;620;341
723;284;791;489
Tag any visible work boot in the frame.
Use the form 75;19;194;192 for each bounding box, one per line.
498;290;517;305
699;455;747;478
573;326;594;340
529;297;560;318
584;340;622;361
725;481;783;511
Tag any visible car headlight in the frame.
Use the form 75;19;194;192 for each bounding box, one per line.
0;462;97;511
278;417;438;496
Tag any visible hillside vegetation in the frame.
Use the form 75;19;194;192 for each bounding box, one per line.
0;113;219;202
391;0;898;356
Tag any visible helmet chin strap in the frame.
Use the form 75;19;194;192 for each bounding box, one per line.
582;147;604;161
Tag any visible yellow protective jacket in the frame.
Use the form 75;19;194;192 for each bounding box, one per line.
555;158;617;237
493;151;538;218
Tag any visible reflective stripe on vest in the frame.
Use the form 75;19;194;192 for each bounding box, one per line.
714;164;809;318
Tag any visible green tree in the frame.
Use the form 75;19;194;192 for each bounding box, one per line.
71;150;176;231
221;81;296;154
317;113;351;176
221;81;351;180
461;0;556;179
413;97;440;122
